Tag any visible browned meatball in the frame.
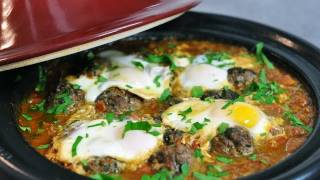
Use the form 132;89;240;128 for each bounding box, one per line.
95;87;143;114
227;67;257;89
81;156;123;175
211;126;254;156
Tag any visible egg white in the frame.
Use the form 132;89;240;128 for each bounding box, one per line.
67;50;172;102
52;119;163;164
162;99;272;143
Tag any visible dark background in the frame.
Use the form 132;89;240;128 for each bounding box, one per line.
193;0;320;47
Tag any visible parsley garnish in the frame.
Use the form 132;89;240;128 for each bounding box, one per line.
72;84;81;89
125;84;133;89
71;136;83;157
145;54;177;71
248;153;257;161
255;42;274;69
35;66;47;92
194;148;204;160
204;97;215;103
153;75;162;87
178;107;192;120
105;112;115;124
90;173;121;180
123;121;159;137
87;51;95;60
217;122;229;134
131;61;144;70
222;95;245;109
181;163;190;176
47;90;73;115
283;110;312;132
22;113;32;121
190;122;206;134
205;52;231;63
36;144;50;150
141;168;171;180
31;100;46;112
18;125;31;133
95;75;108;84
159;88;171;102
87;121;106;128
191;86;204;98
216;155;233;164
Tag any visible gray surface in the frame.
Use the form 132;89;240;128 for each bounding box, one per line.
192;0;320;48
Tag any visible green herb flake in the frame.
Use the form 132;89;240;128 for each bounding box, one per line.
248;153;257;161
204;97;215;103
255;42;274;69
216;155;233;164
189;122;206;134
35;66;47;92
36;144;50;150
260;159;269;165
71;136;83;157
72;84;81;89
159;88;171;102
178;107;192;120
123;121;152;136
145;54;177;71
194;148;204;160
131;61;144;70
87;121;106;128
222;95;245;109
191;86;204;98
90;173;121;180
283;110;312;132
125;84;133;89
153;75;162;87
87;51;95;61
193;172;220;180
95;75;108;84
105;112;115;124
205;52;231;63
31;100;46;112
47;90;73;115
217;122;229;134
18;125;31;133
181;163;190;176
81;160;88;167
22;113;32;121
149;131;161;136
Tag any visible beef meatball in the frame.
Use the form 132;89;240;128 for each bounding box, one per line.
211;126;254;156
81;156;123;174
201;88;239;100
95;87;143;114
227;67;257;89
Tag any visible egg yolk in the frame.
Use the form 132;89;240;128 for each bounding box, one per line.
228;103;260;128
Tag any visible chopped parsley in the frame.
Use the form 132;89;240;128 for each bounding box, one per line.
159;88;171;102
95;75;108;84
18;125;31;133
255;42;274;69
141;168;171;180
216;155;233;164
71;136;83;157
22;113;32;121
31;100;46;112
189;122;206;134
36;144;50;150
131;61;144;70
178;107;192;120
153;75;162;87
81;160;88;167
194;148;204;160
248;153;257;161
35;66;47;92
125;84;133;89
283;110;312;132
191;86;204;98
47;90;73;115
90;173;121;180
222;95;245;109
87;51;95;61
181;163;190;176
72;84;81;89
145;54;177;71
87;121;106;128
217;122;229;134
204;97;215;103
123;121;159;137
205;52;231;63
105;112;115;124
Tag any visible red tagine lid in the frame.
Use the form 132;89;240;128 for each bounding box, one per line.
0;0;200;71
